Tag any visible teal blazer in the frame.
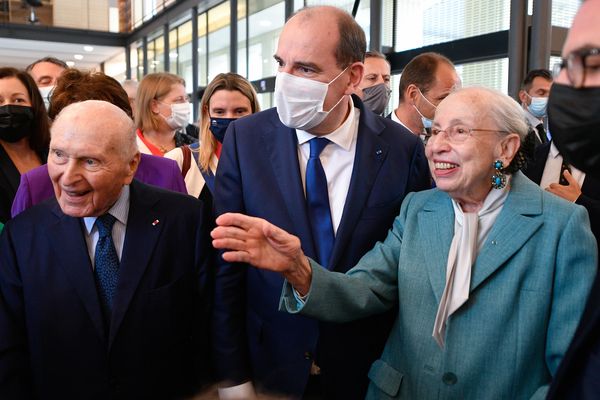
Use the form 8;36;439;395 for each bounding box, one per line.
281;172;597;399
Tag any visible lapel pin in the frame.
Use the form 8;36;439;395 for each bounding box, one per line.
152;219;160;226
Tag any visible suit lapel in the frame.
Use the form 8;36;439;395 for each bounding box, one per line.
330;104;388;270
470;173;543;292
108;181;164;347
48;201;106;343
525;143;550;184
417;191;454;303
262;114;317;258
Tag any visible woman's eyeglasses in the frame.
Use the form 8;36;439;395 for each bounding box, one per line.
430;125;508;143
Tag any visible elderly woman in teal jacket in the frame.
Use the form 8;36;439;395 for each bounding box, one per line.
211;87;597;399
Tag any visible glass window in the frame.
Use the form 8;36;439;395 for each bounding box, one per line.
382;0;395;49
199;12;209;87
179;20;194;93
153;33;165;73
455;58;509;93
130;45;139;81
104;50;127;82
169;27;179;73
237;1;248;77
208;1;231;82
247;0;285;81
551;0;579;28
528;0;579;28
395;0;510;52
133;0;144;28
136;42;144;81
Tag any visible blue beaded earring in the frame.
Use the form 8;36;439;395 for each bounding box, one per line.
491;160;506;189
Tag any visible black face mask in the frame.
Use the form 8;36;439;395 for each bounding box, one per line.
0;105;34;143
548;83;600;178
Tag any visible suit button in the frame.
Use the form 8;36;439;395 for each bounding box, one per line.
442;372;457;385
304;352;312;360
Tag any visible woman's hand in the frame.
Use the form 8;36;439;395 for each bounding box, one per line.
211;213;312;294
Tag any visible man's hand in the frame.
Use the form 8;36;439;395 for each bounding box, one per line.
211;213;312;294
546;170;582;202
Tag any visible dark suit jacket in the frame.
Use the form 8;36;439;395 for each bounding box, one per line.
10;153;187;218
547;269;600;399
212;96;431;398
522;142;600;242
0;180;210;400
525;142;600;399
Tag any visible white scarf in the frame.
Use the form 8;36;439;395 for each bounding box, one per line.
432;178;511;348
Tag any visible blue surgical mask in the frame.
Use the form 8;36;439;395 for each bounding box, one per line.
414;88;435;131
209;117;236;143
526;93;548;119
412;104;433;130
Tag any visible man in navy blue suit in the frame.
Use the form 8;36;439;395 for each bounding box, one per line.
0;100;210;399
212;6;431;399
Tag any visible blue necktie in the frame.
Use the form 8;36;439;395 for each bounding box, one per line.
94;214;119;324
306;138;335;267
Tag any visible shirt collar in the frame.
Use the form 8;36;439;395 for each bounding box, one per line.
296;96;357;151
391;109;412;132
549;141;561;159
83;185;131;234
524;109;543;126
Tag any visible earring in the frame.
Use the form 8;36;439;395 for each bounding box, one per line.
491;160;506;189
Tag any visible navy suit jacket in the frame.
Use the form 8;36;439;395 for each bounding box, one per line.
0;180;211;400
212;96;431;398
522;142;600;242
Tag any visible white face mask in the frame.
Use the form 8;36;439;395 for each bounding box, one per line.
38;85;54;110
274;67;348;131
160;102;190;129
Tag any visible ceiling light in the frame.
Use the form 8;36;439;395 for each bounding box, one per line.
83;45;94;52
169;52;178;59
74;54;84;60
66;61;75;67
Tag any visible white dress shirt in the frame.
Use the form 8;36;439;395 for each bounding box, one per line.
83;185;130;269
295;97;359;234
540;142;585;191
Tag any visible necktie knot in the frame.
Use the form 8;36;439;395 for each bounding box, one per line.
309;137;330;159
95;214;116;238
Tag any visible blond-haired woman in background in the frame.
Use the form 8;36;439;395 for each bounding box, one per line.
135;72;196;156
166;72;260;200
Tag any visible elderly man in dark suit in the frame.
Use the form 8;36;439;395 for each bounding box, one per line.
0;100;210;400
212;6;431;400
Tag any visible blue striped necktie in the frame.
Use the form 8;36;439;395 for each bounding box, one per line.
306;137;335;267
93;213;119;324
